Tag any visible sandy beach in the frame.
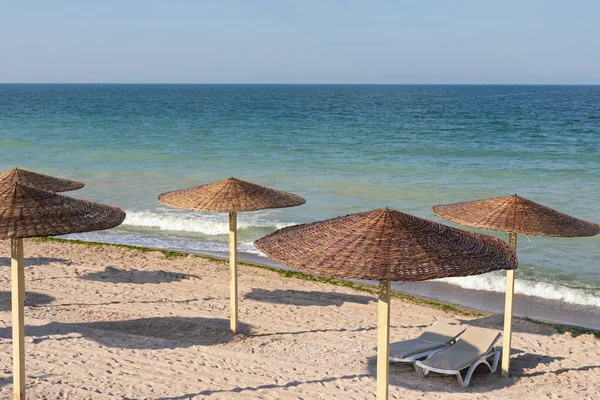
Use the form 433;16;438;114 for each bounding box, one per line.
0;239;598;399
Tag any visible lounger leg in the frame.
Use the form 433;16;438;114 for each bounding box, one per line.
463;360;491;387
414;363;429;377
462;350;499;388
413;362;425;375
456;372;465;387
491;347;501;373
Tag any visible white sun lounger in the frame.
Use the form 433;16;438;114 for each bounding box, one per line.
389;322;466;368
415;327;502;387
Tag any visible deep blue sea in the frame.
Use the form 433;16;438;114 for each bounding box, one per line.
1;84;598;306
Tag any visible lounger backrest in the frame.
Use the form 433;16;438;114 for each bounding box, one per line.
419;326;501;371
453;327;501;355
419;322;466;344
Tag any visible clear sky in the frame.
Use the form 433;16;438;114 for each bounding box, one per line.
1;0;599;84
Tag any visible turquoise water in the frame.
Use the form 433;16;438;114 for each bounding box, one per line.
1;84;599;305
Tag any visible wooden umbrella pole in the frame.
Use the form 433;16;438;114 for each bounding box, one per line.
502;232;517;377
11;238;25;400
376;280;391;400
229;211;238;334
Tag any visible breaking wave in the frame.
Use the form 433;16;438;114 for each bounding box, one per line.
122;209;295;235
439;273;600;307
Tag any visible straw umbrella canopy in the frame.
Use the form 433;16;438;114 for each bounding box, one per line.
158;177;305;333
1;183;126;400
255;208;517;399
432;195;600;376
0;167;84;192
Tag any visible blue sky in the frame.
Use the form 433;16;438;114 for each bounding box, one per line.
1;1;599;84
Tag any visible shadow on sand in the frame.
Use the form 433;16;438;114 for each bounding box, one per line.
0;376;11;388
0;257;70;267
379;350;586;392
154;374;370;399
368;352;516;393
79;266;200;284
371;321;513;391
0;291;55;311
253;323;428;338
244;288;375;307
0;317;252;349
34;297;214;309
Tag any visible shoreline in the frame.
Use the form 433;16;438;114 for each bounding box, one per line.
193;249;600;331
37;237;600;334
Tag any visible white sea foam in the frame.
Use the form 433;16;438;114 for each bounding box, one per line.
122;209;294;235
62;231;264;255
439;273;600;307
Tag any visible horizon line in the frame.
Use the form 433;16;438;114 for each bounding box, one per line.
1;82;600;86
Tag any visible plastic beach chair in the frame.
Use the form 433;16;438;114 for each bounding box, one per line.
389;322;466;369
415;326;502;387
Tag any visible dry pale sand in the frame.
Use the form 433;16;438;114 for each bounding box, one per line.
0;239;598;400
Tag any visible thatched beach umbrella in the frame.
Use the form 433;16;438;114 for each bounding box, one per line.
432;195;600;376
255;208;517;399
158;177;305;333
1;183;126;400
0;167;84;192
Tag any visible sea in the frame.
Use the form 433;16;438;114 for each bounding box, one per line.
1;84;598;308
